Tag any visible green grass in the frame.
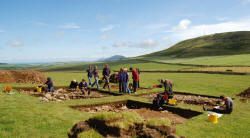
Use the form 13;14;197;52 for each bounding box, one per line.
144;31;250;58
143;54;250;66
0;60;250;137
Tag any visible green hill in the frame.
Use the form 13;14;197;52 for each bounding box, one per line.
144;31;250;58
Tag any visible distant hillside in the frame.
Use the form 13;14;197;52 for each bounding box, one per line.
100;55;126;61
144;31;250;58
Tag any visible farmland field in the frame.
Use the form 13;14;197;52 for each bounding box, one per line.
0;58;250;138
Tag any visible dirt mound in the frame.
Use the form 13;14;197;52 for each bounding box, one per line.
0;70;46;84
238;87;250;98
68;118;178;138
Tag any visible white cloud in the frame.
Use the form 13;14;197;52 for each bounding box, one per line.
170;18;250;40
59;23;80;29
100;24;119;32
7;40;23;47
175;19;192;30
113;39;158;49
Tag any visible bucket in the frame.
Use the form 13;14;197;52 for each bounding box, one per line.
36;87;42;93
208;114;218;124
168;99;177;105
3;85;12;93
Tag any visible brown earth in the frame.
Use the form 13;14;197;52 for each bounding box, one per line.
73;102;186;125
238;87;250;98
141;93;219;106
0;70;46;83
18;88;110;102
68;118;178;138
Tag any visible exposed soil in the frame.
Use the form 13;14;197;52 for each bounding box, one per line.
238;87;250;98
140;93;219;106
68;118;178;138
71;100;202;123
18;88;110;102
0;70;46;83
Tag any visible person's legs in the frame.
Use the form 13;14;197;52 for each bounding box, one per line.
119;81;122;93
95;77;99;89
126;82;131;94
88;77;92;85
138;80;140;88
122;82;126;93
133;81;138;92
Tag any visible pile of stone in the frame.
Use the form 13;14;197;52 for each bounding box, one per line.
174;95;219;106
39;88;94;102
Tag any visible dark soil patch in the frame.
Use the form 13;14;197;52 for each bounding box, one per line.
71;100;202;121
140;93;220;106
68;118;177;138
237;87;250;98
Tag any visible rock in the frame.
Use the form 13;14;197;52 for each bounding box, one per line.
44;93;52;100
59;96;66;100
41;97;49;102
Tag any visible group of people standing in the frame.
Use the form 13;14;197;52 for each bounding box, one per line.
87;64;111;91
118;67;140;94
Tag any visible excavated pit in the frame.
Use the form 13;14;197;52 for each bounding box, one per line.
139;92;220;106
69;100;201;138
15;87;117;102
71;100;202;122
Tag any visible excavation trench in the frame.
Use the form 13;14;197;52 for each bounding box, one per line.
138;91;220;106
71;100;202;122
14;87;118;102
69;100;201;138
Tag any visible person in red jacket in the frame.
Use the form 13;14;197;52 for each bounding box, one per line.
130;67;139;92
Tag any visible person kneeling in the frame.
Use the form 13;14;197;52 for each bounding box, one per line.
203;95;233;114
79;79;90;95
69;80;78;91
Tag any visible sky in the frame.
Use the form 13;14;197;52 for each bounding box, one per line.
0;0;250;63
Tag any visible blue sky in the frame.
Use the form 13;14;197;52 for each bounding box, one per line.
0;0;250;63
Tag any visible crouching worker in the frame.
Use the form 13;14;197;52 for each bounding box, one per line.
69;80;78;91
79;79;90;95
45;77;54;92
153;91;170;110
160;79;174;98
203;95;233;114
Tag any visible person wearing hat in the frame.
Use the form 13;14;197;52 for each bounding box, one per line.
69;79;78;90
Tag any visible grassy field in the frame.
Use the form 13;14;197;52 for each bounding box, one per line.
141;54;250;66
0;57;250;137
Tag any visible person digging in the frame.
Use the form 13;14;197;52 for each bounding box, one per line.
203;95;233;114
153;79;174;110
78;79;90;95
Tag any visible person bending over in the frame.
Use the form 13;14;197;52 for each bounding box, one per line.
69;80;78;90
79;79;90;95
45;77;54;92
203;95;233;114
